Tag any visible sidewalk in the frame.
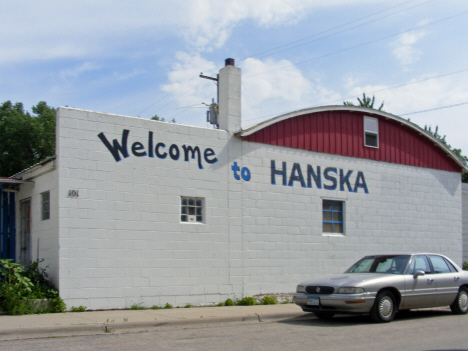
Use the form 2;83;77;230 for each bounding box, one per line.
0;304;304;340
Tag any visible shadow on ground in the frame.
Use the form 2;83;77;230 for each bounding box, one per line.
278;308;455;327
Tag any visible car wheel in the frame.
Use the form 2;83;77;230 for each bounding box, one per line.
313;311;335;320
450;287;468;315
370;291;396;323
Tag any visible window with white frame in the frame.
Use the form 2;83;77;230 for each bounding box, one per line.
322;200;344;234
41;191;50;220
181;197;203;223
364;116;379;148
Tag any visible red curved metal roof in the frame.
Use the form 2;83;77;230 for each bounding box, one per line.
240;106;466;173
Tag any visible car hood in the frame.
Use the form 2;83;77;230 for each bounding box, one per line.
298;273;392;288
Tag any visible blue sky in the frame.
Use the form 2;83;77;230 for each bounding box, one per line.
2;0;468;154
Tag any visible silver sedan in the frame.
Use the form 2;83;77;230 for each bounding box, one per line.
293;253;468;323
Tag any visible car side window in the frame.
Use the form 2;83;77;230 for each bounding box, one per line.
428;255;452;274
444;258;458;273
408;255;432;274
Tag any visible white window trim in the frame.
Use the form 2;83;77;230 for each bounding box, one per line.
363;116;379;148
180;196;204;224
41;191;50;221
321;198;345;237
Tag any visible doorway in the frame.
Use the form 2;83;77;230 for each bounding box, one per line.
19;199;31;265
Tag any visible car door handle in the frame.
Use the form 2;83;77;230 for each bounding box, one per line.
427;278;434;282
454;276;460;281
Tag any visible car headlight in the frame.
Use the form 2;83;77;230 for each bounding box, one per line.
296;285;305;293
336;287;365;294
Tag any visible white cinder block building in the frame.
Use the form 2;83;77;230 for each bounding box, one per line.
1;59;466;310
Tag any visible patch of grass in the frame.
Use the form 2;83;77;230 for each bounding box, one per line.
185;304;192;308
129;303;146;310
152;305;161;310
261;296;277;305
164;303;173;309
463;261;468;270
217;302;224;307
70;306;86;312
237;297;257;306
224;298;235;306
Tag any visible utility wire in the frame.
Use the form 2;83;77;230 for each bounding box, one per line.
333;68;468;106
400;101;468;116
144;0;428;119
243;67;468;123
245;0;432;61
137;75;199;117
246;9;468;79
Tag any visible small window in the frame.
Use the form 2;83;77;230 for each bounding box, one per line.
181;197;203;223
41;191;50;220
322;200;343;234
364;116;378;148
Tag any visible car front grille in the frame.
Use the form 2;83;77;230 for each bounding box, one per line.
305;286;335;294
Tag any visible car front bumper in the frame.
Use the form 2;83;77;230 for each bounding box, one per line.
293;292;376;313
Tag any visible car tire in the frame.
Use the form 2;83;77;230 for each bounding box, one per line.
313;311;335;320
450;287;468;315
370;290;396;323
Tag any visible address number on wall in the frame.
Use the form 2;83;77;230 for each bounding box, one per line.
68;190;79;198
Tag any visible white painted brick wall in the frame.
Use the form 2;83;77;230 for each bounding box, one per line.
16;160;59;287
21;107;463;310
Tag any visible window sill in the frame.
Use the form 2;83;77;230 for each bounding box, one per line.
322;233;345;237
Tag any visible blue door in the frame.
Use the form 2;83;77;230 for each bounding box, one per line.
0;188;16;260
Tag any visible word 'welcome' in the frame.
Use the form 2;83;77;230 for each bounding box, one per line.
98;129;218;169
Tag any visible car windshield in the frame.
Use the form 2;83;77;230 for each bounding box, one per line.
345;255;411;274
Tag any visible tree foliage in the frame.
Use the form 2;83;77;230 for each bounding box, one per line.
345;93;467;183
344;93;384;111
151;114;176;123
0;101;56;176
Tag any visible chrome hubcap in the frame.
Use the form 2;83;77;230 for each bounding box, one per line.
459;292;468;312
379;297;393;318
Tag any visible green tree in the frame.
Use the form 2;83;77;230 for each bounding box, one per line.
0;101;56;176
345;94;467;183
151;114;176;123
344;93;384;111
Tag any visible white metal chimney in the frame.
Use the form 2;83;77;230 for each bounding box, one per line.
218;58;241;132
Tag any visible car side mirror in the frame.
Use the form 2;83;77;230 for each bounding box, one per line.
413;270;425;278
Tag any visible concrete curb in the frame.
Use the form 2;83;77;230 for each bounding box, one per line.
0;311;303;340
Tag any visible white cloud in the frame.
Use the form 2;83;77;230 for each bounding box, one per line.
241;58;341;124
160;52;219;110
180;0;311;51
59;62;100;79
0;0;372;63
392;30;426;66
345;73;468;152
158;54;342;126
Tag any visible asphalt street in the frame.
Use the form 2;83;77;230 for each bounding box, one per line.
2;308;468;351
